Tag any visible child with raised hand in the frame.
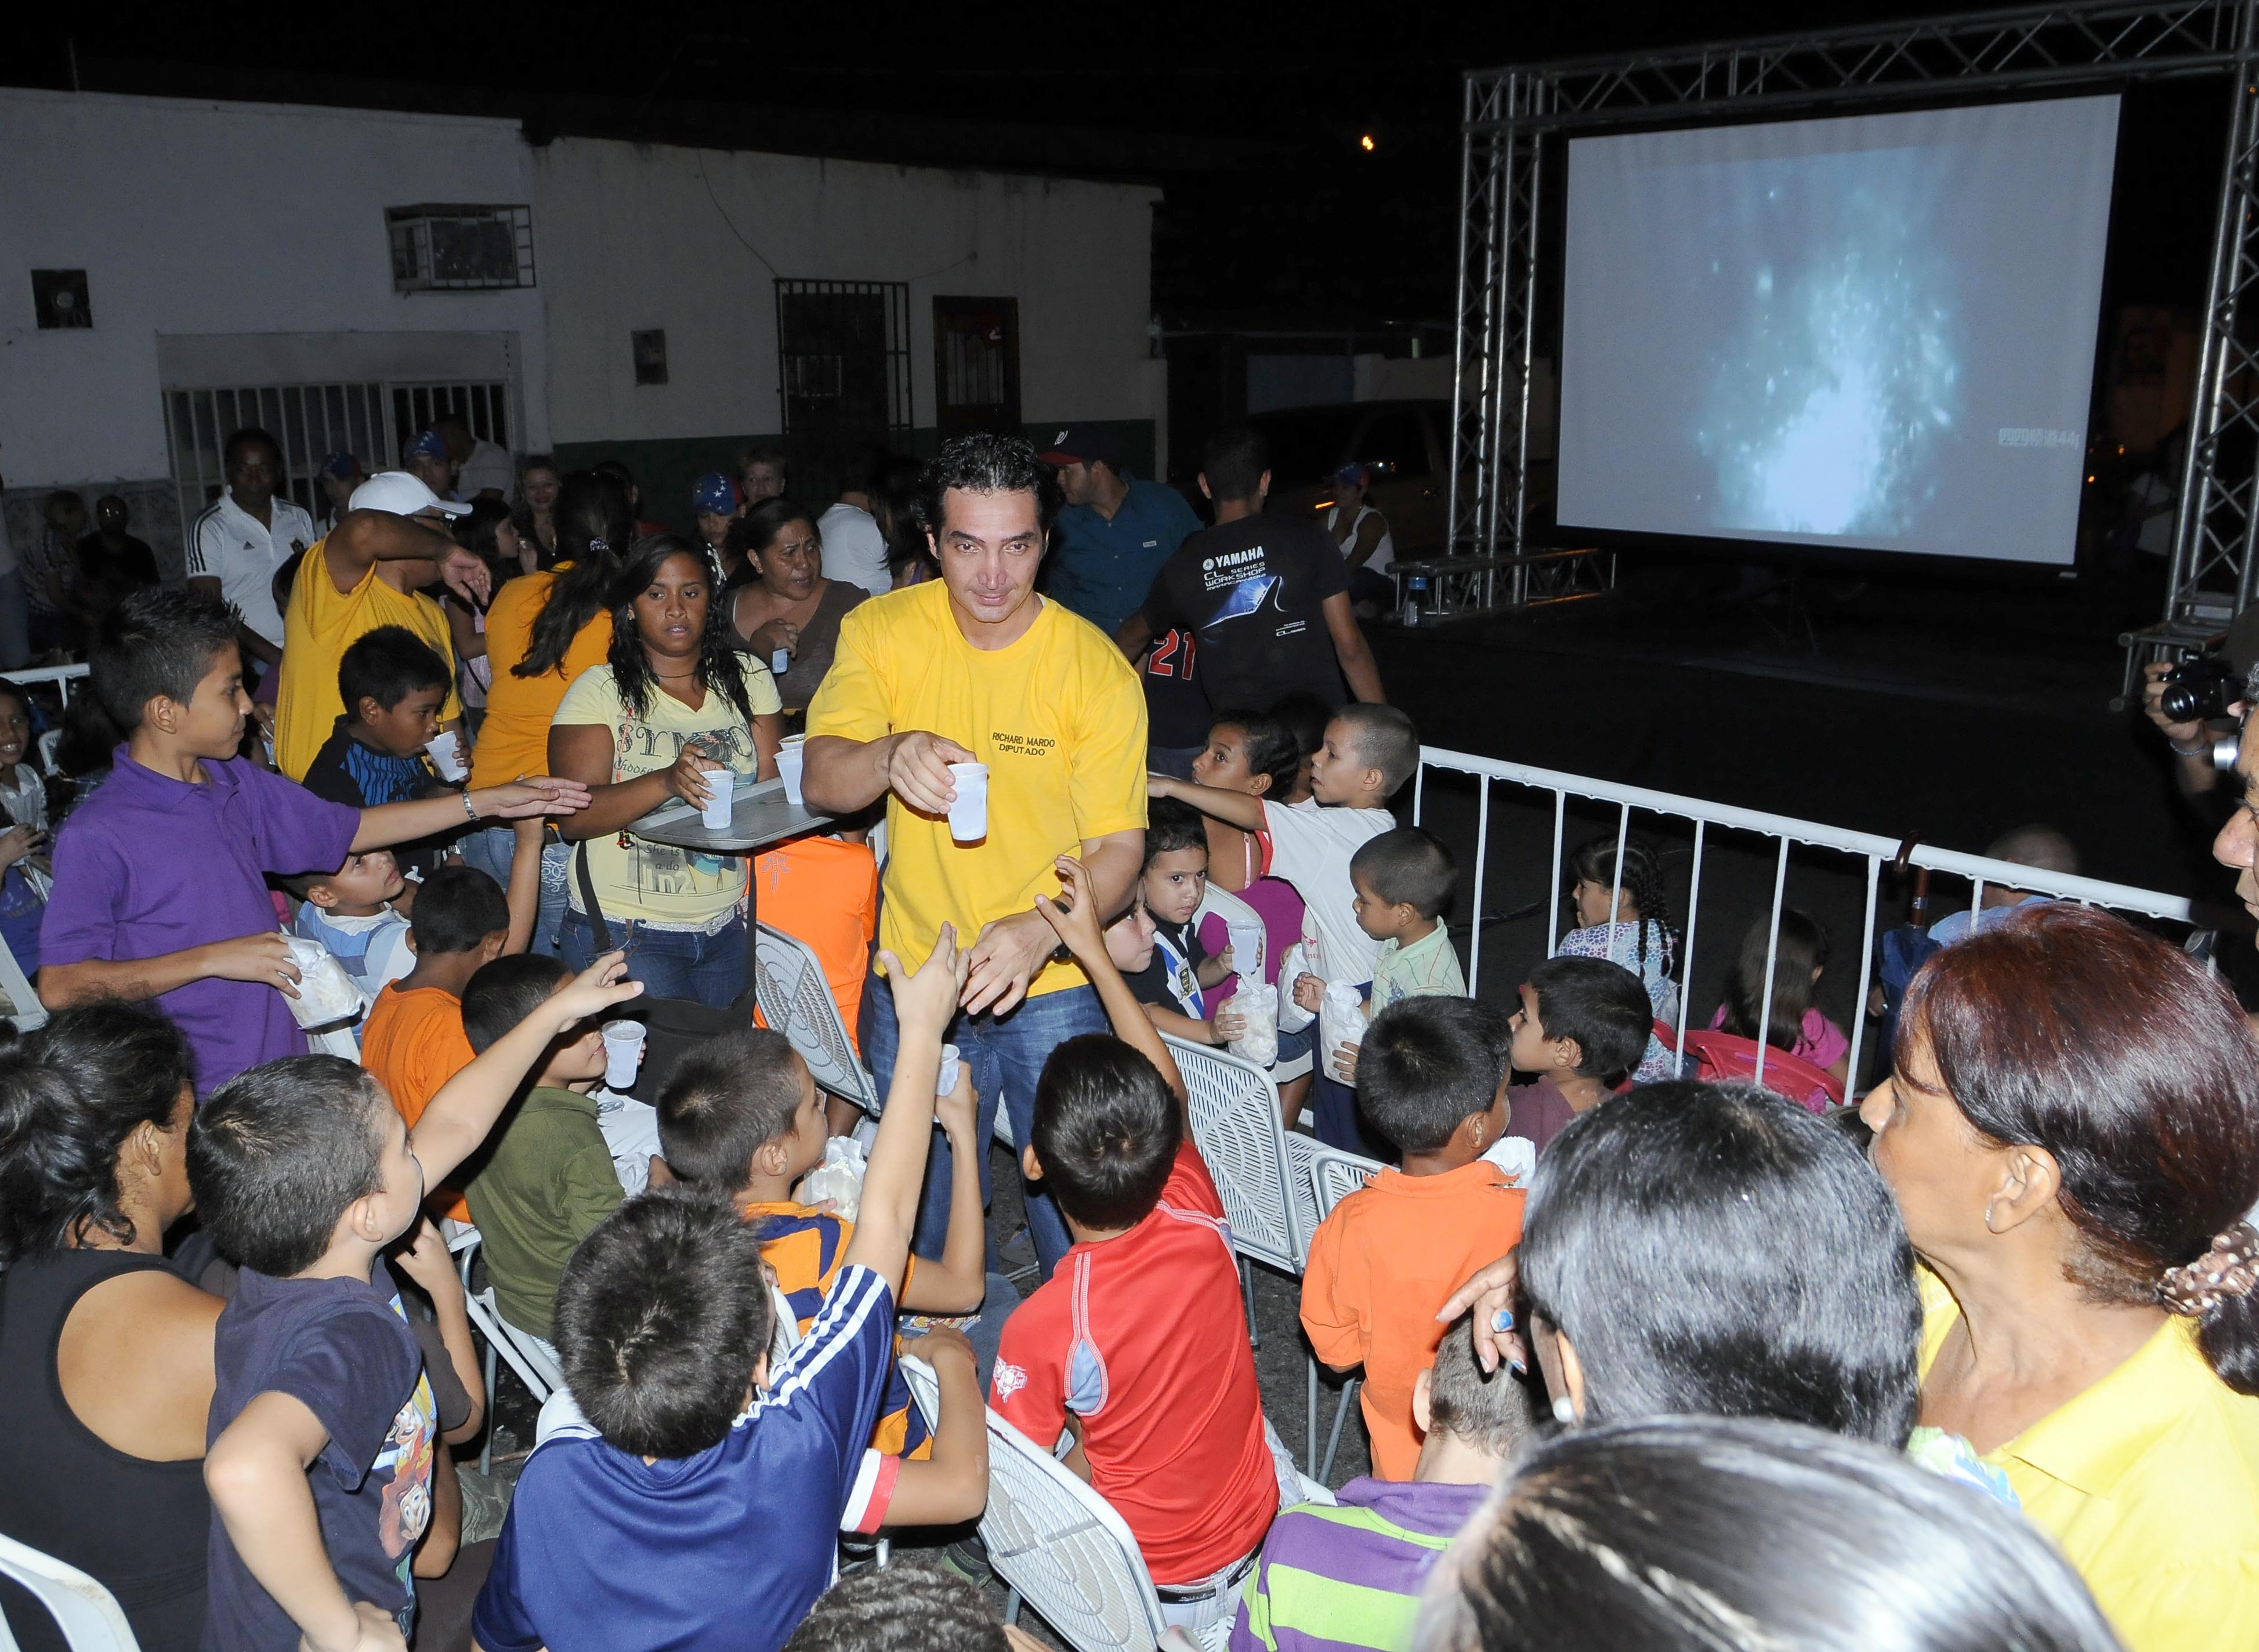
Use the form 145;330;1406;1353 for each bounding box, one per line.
470;929;969;1652
42;589;589;1096
1009;858;1283;1637
1152;702;1418;1151
191;950;640;1652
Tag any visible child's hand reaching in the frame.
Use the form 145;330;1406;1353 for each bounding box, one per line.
1033;855;1106;965
1293;972;1325;1013
936;1059;978;1145
881;922;965;1042
305;1600;408;1652
1212;1002;1246;1046
389;1218;464;1313
548;950;643;1028
1146;773;1184;801
0;823;47;870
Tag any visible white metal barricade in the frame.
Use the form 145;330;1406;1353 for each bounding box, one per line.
1411;747;2195;1096
2;662;89;707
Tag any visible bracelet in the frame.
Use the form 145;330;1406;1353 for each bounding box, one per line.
2170;738;2213;758
462;790;479;821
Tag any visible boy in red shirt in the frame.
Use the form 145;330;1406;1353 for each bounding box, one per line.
1301;995;1527;1479
993;855;1289;1636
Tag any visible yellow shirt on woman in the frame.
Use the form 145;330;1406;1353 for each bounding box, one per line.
1920;1271;2259;1651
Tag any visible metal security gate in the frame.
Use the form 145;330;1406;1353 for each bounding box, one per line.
161;378;512;541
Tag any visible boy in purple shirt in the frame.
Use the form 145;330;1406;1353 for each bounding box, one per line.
41;589;589;1095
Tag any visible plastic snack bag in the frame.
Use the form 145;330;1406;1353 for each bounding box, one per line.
799;1133;870;1221
1226;984;1279;1067
1319;981;1367;1082
283;934;364;1030
1276;942;1316;1034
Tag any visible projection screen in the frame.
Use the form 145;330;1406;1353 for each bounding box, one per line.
1555;96;2122;566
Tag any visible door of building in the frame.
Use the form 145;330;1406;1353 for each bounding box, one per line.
933;297;1022;440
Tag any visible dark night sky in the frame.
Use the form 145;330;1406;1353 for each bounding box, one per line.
5;2;2233;321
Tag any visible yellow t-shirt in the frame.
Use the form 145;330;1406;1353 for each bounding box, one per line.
1919;1270;2259;1651
470;566;615;790
553;654;781;928
274;541;464;780
806;582;1147;998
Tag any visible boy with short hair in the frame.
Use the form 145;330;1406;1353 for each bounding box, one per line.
41;589;584;1096
1121;797;1236;1044
460;953;625;1356
1153;702;1417;1149
1232;1312;1537;1652
191;952;640;1652
1322;827;1466;1086
471;929;971;1652
284;849;414;1013
1502;955;1654;1155
656;1023;994;1457
1301;995;1527;1480
300;625;455;878
994;856;1284;1635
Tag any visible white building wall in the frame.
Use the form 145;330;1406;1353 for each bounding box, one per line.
531;137;1160;443
0;89;549;488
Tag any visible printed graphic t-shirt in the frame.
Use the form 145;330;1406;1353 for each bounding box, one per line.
1140;515;1351;714
553;655;781;928
204;1267;435;1652
807;582;1148;998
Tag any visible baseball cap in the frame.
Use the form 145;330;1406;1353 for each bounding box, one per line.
691;472;741;516
350;471;472;519
403;429;450;464
1037;424;1122;469
1335;462;1374;488
322;451;364;481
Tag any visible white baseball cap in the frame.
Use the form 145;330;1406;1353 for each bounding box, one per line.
349;470;472;519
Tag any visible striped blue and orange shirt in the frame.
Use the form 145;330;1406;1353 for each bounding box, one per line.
1229;1477;1490;1652
742;1201;931;1460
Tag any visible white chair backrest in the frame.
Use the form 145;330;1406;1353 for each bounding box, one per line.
450;1230;562;1403
1165;1037;1304;1274
1308;1146;1385;1224
770;1283;801;1368
1282;1134;1319;1259
0;929;45;1033
35;729;61;779
753;922;877;1113
0;1533;142;1652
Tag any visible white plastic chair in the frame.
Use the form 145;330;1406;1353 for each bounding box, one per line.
1165;1037;1306;1280
0;1533;141;1652
448;1227;563;1470
0;930;45;1033
752;921;878;1112
1305;1145;1386;1486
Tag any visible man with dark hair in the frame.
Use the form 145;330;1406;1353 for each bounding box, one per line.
1118;426;1385;714
433;414;513;502
403;429;461;502
819;457;895;597
1040;423;1203;640
187;427;317;670
67;495;161;644
803;433;1149;1280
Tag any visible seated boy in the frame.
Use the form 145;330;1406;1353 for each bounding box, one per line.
41;589;584;1096
299;625;458;880
1502;955;1654;1156
1231;1312;1536;1652
1301;996;1527;1480
1120;798;1236;1045
1317;826;1466;1085
472;929;973;1652
994;856;1285;1635
459;953;628;1358
284;848;414;1016
656;1021;998;1447
1153;703;1419;1150
190;952;640;1652
362;861;530;1222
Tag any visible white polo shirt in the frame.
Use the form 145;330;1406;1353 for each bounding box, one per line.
186;488;317;648
458;439;515;499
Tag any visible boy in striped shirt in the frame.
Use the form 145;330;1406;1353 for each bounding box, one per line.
1231;1312;1536;1652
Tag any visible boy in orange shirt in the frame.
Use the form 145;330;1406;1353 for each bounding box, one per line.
360;849;535;1219
1301;995;1526;1480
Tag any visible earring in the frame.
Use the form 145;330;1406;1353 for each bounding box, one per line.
1551;1396;1577;1425
1982;1202;2000;1233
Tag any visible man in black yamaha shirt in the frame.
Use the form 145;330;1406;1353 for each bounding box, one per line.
1117;427;1386;713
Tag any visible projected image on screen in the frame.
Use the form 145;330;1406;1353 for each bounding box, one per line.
1556;96;2120;565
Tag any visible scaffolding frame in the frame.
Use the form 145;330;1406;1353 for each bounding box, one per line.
1452;1;2259;625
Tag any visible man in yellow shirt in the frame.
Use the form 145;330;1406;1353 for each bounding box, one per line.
805;433;1148;1279
273;471;480;781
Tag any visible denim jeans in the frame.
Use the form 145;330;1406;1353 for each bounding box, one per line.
458;827;569;957
858;970;1106;1281
559;907;746;1008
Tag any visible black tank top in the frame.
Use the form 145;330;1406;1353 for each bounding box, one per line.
0;1248;211;1652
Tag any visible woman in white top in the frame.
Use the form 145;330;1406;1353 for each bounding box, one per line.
549;533;782;1006
1324;462;1396;607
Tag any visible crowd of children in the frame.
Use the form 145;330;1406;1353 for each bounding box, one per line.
0;436;2253;1652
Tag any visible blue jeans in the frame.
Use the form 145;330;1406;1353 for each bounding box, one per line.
559;907;746;1008
859;970;1106;1281
458;827;569;957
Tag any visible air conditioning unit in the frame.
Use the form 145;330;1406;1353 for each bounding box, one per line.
386;205;535;294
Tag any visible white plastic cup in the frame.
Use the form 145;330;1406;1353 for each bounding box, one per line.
1225;917;1265;981
774;742;806;806
700;770;734;828
601;1020;647;1089
425;730;467;781
771;647;790;678
947;762;989;843
936;1042;961;1097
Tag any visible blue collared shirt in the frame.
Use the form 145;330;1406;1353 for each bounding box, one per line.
1046;477;1205;638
